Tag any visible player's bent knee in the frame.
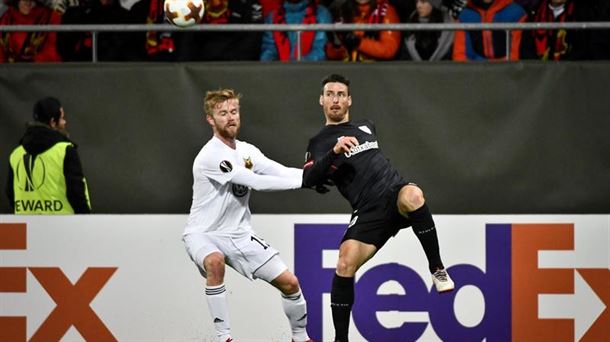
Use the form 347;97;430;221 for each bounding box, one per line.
203;252;225;274
283;275;301;294
336;258;357;277
271;270;301;294
398;185;425;213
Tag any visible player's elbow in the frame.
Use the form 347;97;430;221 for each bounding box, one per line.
301;174;316;188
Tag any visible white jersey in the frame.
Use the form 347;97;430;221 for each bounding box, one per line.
184;136;302;236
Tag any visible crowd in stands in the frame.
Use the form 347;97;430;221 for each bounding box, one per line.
1;0;609;62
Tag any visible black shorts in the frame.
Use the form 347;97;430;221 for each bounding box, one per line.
341;182;412;250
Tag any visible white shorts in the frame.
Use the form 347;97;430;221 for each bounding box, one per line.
183;231;287;281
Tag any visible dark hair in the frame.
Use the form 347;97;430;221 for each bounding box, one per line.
321;74;350;94
33;97;62;124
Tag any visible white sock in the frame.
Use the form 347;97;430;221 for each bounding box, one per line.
281;289;310;342
205;284;231;342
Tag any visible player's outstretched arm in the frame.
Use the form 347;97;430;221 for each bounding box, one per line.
302;150;337;188
231;167;302;191
302;136;358;188
253;154;303;179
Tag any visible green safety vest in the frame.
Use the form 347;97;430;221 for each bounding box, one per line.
9;142;88;214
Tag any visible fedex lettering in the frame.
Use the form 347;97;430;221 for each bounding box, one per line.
295;223;609;342
0;223;117;342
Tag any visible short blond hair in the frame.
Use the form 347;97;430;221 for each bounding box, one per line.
204;88;242;117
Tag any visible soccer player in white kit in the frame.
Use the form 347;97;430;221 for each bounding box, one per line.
183;89;313;342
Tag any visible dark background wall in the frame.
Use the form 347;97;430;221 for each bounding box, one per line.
1;62;609;214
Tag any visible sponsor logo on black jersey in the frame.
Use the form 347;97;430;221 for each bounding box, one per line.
344;141;379;158
232;184;249;197
219;160;233;173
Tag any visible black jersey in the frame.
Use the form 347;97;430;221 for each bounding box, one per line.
303;119;406;210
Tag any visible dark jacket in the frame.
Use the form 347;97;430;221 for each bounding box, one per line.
521;0;609;60
453;0;527;61
188;0;264;61
6;122;91;213
58;0;138;61
399;7;454;61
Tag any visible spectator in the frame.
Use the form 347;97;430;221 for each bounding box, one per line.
129;0;189;61
453;0;527;61
187;0;264;61
0;0;61;62
6;97;91;214
520;0;587;60
522;0;610;61
398;0;454;61
57;0;137;61
260;0;331;61
326;0;401;61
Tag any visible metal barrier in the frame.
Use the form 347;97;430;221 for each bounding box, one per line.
1;22;609;62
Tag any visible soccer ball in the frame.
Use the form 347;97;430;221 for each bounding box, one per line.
164;0;205;27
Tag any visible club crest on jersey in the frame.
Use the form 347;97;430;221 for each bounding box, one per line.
244;157;253;170
219;160;233;173
358;125;372;134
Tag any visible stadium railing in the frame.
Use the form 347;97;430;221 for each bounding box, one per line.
0;22;609;62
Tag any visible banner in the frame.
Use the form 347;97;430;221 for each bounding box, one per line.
0;215;608;341
2;63;609;214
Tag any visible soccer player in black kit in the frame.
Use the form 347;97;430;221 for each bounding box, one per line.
302;74;454;342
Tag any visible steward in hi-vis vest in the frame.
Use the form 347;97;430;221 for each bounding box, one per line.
6;97;91;214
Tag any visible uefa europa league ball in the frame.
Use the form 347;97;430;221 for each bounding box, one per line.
164;0;205;27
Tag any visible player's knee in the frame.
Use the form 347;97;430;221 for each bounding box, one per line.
398;185;425;213
274;272;301;295
336;258;357;276
203;253;225;274
283;275;301;294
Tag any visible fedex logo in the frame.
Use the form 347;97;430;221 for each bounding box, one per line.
0;223;117;342
295;223;609;342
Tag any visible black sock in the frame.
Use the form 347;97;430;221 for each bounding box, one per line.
331;274;354;342
409;203;444;273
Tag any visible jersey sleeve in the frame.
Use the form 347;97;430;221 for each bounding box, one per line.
302;137;338;188
249;144;303;179
198;153;236;185
198;145;302;191
231;167;302;191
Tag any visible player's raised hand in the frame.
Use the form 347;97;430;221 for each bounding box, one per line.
333;136;359;154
